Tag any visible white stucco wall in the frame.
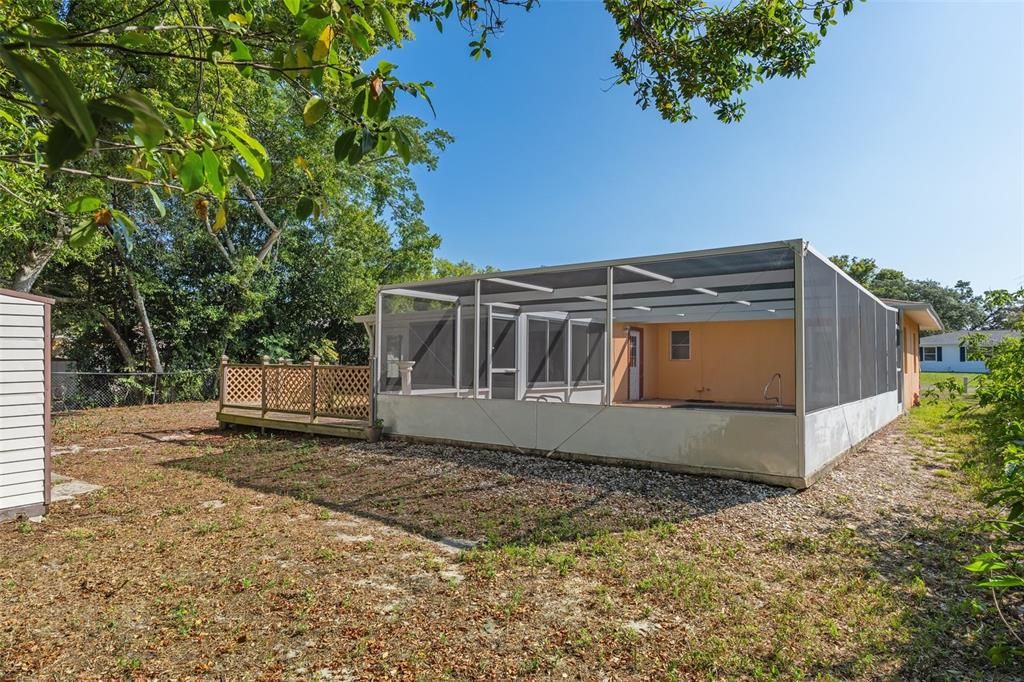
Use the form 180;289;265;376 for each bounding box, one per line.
802;390;900;479
378;395;802;484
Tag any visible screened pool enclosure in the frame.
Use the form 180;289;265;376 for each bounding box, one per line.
361;239;919;488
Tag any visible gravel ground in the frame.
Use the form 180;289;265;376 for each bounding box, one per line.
0;401;1012;679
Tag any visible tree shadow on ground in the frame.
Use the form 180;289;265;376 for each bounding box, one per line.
161;426;792;547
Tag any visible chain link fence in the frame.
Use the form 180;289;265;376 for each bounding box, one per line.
52;370;219;413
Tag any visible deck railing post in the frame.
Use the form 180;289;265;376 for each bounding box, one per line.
218;355;228;411
261;355;270;417
372;290;383;424
309;355;319;423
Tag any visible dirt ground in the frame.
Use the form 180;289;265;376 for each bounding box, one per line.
0;402;1015;680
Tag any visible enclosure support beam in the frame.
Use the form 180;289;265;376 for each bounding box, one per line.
793;241;807;478
454;302;462;397
372;290;383;424
604;266;614;406
473;280;480;399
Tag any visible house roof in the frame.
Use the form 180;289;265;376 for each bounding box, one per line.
880;298;944;332
919;329;1020;347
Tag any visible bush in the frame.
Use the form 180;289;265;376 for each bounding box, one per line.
961;325;1024;661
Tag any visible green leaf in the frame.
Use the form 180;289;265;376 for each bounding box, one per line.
170;106;195;133
393;128;411;164
359;128;375;155
0;49;96;146
202;148;225;198
66;196;103;214
147;187;166;217
378;5;402;43
293;46;313;76
347;24;371;54
209;0;231;17
69;218;98;249
222;124;270;181
334;129;357;162
303;96;328;126
283;0;301;15
230;38;253;75
28;18;69;37
45;120;86;169
977;576;1024;588
222;129;269;181
180;151;205;193
295;196;314;220
112;91;166;149
110;214;134;255
88;100;133;124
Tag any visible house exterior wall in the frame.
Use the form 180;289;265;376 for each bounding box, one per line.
902;317;921;409
0;290;51;521
612;319;795;406
920;345;989;373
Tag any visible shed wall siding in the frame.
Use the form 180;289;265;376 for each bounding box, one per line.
0;295;46;512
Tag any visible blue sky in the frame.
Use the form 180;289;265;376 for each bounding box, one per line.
388;0;1023;293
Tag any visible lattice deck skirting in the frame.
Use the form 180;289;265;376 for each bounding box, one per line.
219;360;373;437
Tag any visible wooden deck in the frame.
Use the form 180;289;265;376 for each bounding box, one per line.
217;407;373;440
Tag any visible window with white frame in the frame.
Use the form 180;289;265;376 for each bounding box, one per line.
921;346;938;362
670;330;691;360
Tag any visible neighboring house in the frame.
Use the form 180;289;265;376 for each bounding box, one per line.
919;329;1020;373
354;239;942;489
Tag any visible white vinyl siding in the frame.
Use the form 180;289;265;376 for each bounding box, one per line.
0;293;46;513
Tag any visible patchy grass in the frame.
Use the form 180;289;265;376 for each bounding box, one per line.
921;371;983;392
0;401;1015;678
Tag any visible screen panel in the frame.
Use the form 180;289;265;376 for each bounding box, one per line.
885;308;898;393
875;302;887;394
837;276;861;404
804;254;839;412
859;291;877;397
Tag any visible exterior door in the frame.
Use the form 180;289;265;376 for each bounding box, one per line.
628;329;641;401
489;311;518;399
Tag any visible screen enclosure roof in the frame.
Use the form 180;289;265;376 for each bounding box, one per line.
376;239;893;324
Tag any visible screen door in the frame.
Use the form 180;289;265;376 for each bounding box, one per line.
489;311;518;399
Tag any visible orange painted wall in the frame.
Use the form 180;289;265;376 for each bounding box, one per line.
613;319;796;406
902;317;921;410
612;324;661;402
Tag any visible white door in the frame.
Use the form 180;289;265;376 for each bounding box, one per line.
628;329;641;401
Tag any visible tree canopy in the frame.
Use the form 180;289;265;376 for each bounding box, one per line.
830;255;1022;332
1;0;863;371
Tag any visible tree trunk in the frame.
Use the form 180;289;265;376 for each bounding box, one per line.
96;311;137;369
50;295;138;369
10;215;72;292
124;268;163;374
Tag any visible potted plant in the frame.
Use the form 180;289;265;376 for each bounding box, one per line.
365;418;384;443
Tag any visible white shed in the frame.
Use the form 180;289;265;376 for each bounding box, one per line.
0;288;52;521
